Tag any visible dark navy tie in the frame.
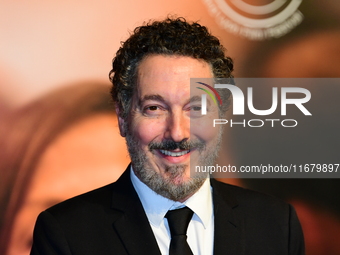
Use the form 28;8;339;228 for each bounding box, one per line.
165;207;194;255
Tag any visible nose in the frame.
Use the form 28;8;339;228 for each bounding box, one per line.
164;110;190;143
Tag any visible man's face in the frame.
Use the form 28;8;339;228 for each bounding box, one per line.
117;55;222;201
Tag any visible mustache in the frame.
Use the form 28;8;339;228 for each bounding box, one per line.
149;139;205;151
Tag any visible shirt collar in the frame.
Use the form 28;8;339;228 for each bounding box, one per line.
130;167;213;229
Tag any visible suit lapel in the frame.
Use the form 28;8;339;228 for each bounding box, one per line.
211;180;245;255
110;167;161;255
110;169;245;255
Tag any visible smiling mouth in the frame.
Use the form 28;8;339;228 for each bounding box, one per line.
159;149;190;157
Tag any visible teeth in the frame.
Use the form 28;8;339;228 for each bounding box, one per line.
160;150;190;157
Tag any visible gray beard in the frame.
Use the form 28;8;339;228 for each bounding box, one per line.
124;129;222;201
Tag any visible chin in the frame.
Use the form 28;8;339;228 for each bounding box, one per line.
167;174;191;186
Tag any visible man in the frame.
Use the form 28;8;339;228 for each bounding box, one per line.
30;17;304;255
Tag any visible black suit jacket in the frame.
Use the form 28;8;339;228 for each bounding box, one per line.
30;168;304;255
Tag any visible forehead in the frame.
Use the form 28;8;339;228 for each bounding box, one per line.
136;55;213;96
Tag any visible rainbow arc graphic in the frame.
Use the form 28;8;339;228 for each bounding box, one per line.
196;82;222;107
196;82;222;115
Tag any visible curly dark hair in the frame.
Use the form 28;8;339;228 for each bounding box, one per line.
109;17;234;118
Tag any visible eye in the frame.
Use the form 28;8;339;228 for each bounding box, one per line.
142;105;166;116
186;104;204;118
191;106;202;111
147;106;159;111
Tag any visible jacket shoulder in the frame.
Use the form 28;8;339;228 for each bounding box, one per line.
212;179;288;210
46;182;115;217
212;180;305;255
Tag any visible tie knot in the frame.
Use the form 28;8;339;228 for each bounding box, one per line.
166;207;193;237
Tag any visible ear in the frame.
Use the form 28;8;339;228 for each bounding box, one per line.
115;106;127;137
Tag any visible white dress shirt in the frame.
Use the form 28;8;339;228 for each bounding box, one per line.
130;167;214;255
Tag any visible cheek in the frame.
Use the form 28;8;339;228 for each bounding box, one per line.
191;114;220;141
192;125;220;142
131;119;165;145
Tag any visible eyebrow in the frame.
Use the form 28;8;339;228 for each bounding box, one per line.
189;95;203;104
138;94;204;107
138;94;165;107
